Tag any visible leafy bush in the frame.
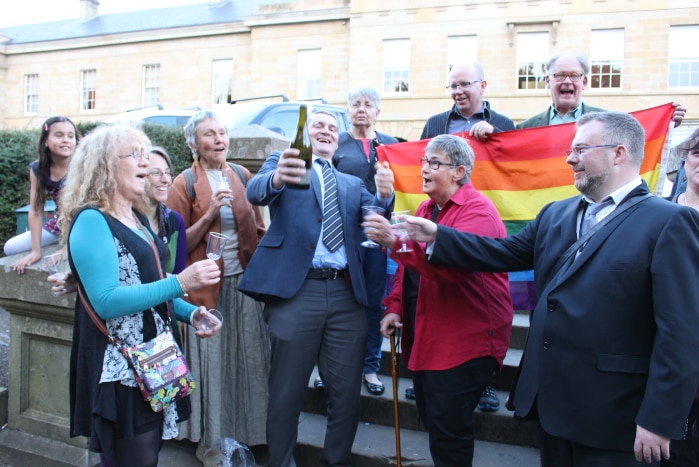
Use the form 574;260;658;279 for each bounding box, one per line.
0;123;194;257
0;130;37;248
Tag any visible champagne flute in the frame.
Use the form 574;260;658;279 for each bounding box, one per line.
360;206;385;248
206;232;228;260
219;172;230;190
391;210;413;253
219;172;233;206
196;308;224;332
41;251;70;296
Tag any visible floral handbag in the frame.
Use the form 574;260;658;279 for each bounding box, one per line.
119;326;196;412
78;287;196;412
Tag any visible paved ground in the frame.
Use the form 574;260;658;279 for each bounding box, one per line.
0;306;7;390
0;306;10;466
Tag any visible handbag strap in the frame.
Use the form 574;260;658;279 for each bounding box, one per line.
133;215;173;327
549;193;652;277
78;287;119;345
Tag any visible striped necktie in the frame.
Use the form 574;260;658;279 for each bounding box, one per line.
319;159;344;252
580;197;614;237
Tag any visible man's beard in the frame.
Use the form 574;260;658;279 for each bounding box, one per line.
575;172;608;197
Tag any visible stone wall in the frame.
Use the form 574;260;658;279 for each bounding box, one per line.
0;245;99;466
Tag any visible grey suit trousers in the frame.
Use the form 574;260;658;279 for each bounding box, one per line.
263;276;367;467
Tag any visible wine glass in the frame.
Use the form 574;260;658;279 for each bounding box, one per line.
219;173;233;206
206;232;228;260
219;172;230;190
360;206;385;248
196;308;224;332
391;210;413;253
41;251;70;296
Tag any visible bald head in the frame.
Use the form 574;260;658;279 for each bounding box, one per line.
447;62;487;118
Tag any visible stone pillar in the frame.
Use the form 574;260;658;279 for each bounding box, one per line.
228;125;290;226
0;246;99;467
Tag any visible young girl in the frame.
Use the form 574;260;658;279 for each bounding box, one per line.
4;116;79;273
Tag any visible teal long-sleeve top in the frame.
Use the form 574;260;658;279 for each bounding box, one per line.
69;208;197;323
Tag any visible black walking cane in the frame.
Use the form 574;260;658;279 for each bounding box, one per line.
390;329;402;467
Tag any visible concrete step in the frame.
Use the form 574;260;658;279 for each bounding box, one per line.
158;413;540;467
304;367;539;449
375;338;525;393
295;411;540;467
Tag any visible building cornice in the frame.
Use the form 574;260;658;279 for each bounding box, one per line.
1;23;250;55
243;7;350;27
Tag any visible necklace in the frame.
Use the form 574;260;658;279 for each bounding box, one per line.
118;210;140;228
679;192;699;211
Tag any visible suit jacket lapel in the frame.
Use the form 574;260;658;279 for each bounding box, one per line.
334;168;348;221
553;184;651;283
311;166;323;209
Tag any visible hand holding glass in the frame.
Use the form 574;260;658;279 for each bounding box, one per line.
206;232;228;260
391;211;413;253
360;206;385;248
41;252;70;296
196;308;223;332
219;173;233;206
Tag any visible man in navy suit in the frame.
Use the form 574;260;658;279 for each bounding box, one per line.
238;110;395;466
366;111;699;466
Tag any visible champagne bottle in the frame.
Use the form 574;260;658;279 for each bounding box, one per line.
287;104;312;189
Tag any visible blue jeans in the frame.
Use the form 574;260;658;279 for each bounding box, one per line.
362;246;387;374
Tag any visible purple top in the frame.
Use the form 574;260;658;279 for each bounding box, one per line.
30;160;64;235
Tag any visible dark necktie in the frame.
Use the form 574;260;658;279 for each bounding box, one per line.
580;197;614;237
319;159;344;252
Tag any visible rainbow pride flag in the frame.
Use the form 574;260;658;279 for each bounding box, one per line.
377;103;675;310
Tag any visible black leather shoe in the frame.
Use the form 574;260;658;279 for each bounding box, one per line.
405;387;416;400
363;376;385;396
314;376;324;389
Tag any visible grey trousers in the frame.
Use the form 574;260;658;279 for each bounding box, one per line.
264;277;367;467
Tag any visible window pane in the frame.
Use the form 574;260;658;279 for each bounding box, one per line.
143;64;160;107
446;35;477;82
297;49;322;100
590;29;624;89
516;33;548;90
212;59;233;105
669;26;699;88
81;69;96;110
383;39;410;94
25;74;38;114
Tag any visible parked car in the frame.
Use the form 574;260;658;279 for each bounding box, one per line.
105;105;200;128
212;95;350;139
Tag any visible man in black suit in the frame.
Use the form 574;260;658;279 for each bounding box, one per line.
366;111;699;466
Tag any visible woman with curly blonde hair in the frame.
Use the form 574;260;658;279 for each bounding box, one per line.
61;124;222;467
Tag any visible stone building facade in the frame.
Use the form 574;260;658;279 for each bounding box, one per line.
0;0;697;141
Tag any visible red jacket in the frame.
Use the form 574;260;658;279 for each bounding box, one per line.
383;183;513;371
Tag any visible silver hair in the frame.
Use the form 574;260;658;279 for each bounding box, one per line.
184;110;227;152
347;86;381;109
547;50;590;75
424;134;475;184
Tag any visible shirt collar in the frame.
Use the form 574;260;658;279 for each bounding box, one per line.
549;103;582;124
452;102;488;120
581;177;643;206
